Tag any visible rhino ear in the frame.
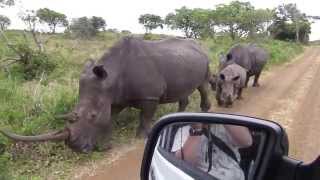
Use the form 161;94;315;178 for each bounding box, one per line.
226;53;233;61
93;65;108;79
220;74;225;81
232;75;240;81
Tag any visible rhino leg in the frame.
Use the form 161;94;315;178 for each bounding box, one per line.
237;88;243;100
178;97;189;112
95;125;113;151
96;106;125;151
253;72;261;87
216;85;223;106
198;83;211;112
136;100;158;138
245;73;250;88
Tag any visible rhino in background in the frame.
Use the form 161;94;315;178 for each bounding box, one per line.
0;37;212;153
210;63;247;107
219;44;269;87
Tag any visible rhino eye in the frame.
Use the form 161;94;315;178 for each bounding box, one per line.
232;76;240;81
90;112;97;119
220;74;225;81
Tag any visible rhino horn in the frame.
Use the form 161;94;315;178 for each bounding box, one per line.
55;113;77;122
0;129;69;142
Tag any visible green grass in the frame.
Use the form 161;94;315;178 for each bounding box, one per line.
0;31;304;179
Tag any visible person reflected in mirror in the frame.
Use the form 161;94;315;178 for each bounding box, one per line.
171;123;253;180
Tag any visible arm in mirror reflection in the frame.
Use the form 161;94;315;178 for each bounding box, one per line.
171;123;253;180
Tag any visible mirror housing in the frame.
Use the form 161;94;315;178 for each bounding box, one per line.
141;113;289;180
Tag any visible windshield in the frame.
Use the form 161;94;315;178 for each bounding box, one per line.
0;0;319;179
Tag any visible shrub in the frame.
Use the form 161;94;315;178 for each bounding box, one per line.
69;16;106;39
7;42;56;80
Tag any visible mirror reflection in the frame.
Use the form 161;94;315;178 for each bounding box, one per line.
150;122;267;180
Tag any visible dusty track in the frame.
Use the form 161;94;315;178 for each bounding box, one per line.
75;47;320;179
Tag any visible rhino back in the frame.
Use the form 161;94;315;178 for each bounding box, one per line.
248;45;269;75
228;44;252;71
101;37;210;103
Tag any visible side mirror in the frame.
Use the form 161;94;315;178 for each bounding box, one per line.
140;113;320;180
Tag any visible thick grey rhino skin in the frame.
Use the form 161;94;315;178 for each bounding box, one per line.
214;63;247;107
2;37;212;153
220;44;269;87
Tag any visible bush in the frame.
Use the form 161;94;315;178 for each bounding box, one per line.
69;17;106;39
143;33;162;40
8;42;57;80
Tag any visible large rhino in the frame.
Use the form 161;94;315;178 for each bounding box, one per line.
219;44;269;87
0;37;212;153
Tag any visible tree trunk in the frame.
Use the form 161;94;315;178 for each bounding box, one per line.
52;24;56;34
31;30;44;52
248;24;255;39
184;28;192;38
230;25;235;40
295;22;300;43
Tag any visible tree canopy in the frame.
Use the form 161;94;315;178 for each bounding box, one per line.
0;0;14;7
91;16;106;31
0;15;10;30
163;2;275;40
270;3;311;43
36;8;68;33
138;14;163;33
69;16;106;39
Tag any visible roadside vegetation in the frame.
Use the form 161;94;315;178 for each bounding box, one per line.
0;0;308;179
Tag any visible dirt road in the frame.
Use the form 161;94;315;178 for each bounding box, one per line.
75;47;320;180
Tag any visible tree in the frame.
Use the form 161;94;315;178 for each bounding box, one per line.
36;8;68;33
213;1;275;39
165;7;215;39
277;4;304;42
0;9;56;80
271;3;311;43
0;0;14;7
138;14;163;33
70;17;95;39
91;16;106;31
215;1;254;40
20;10;44;51
240;8;274;38
0;15;10;30
282;4;302;42
189;9;217;39
69;16;106;39
165;7;194;38
269;18;311;43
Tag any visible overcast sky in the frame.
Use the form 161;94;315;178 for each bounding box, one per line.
2;0;320;40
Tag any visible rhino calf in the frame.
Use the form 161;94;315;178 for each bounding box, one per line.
212;63;247;107
220;44;269;87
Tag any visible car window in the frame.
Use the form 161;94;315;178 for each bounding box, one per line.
156;122;267;180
